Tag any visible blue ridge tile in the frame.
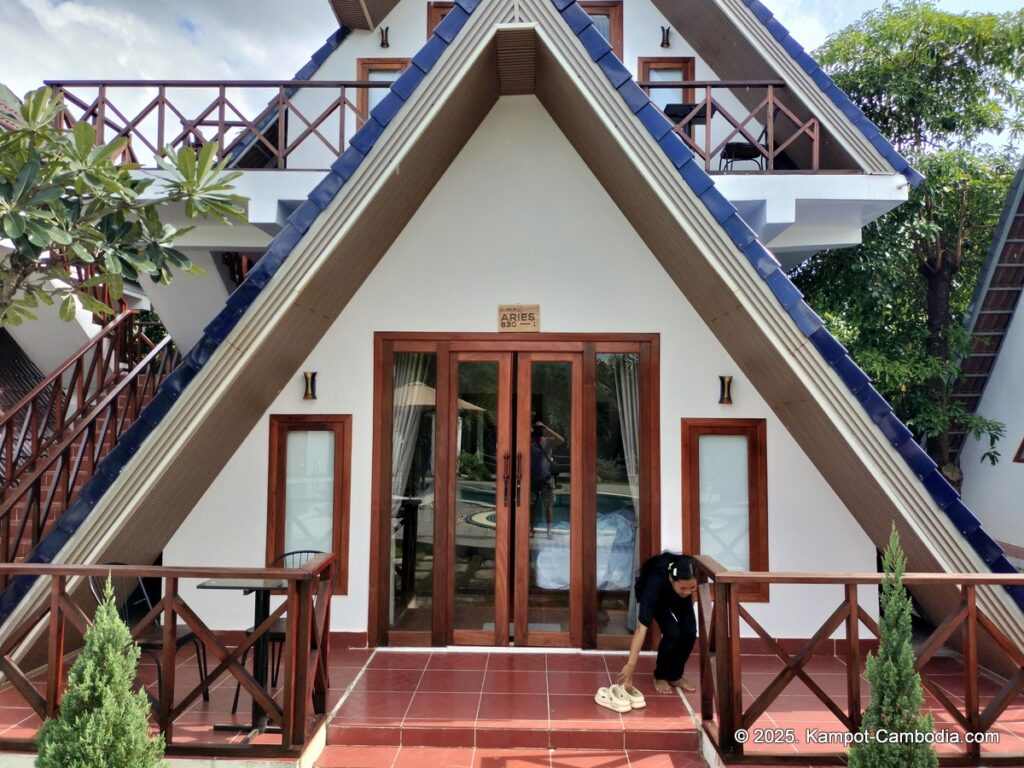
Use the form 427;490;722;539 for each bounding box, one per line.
271;222;303;256
370;91;404;127
0;576;38;622
57;498;94;532
788;300;824;337
551;0;574;10
294;61;318;81
203;308;243;344
765;16;788;42
456;0;482;12
854;385;890;424
780;35;805;60
822;82;847;109
160;363;198;399
658;132;693;169
810;68;834;92
331;145;367;182
31;528;71;563
876;411;913;448
637;103;672;141
579;24;612;61
747;0;773;23
226;271;269;314
742;241;780;279
721;214;758;250
116;420;153;456
183;334;221;370
309;172;345;210
391;65;426;101
350;118;386;155
944;500;981;535
561;3;593;35
596;52;631;89
76;473;114;507
700;186;735;225
895;440;936;479
834;356;870;395
798;57;820;77
922;470;960;510
965;528;1002;565
618;80;650;114
839;100;865;124
765;269;803;310
434;5;469;43
678;158;714;198
1008;586;1024;609
809;327;847;365
989;555;1017;574
413;35;448;74
287;199;321;235
139;390;177;427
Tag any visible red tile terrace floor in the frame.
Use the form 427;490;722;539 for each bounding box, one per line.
0;646;1021;766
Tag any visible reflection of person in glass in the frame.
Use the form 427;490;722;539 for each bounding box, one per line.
530;419;564;538
616;553;697;694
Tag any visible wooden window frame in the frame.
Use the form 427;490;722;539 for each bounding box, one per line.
638;57;696;104
1015;437;1024;463
267;414;352;593
681;418;768;602
356;58;410;128
580;1;623;61
427;2;454;36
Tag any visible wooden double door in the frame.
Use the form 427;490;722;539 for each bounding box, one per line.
375;334;659;649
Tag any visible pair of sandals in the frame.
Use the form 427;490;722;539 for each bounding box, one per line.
594;683;645;713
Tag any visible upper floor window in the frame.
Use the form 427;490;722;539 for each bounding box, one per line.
267;415;352;592
427;2;454;36
639;57;696;111
356;58;411;127
681;418;769;601
580;1;623;60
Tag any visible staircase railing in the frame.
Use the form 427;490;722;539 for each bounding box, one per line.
0;311;151;496
0;335;179;574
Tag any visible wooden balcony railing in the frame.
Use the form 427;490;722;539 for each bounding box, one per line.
0;556;333;758
693;556;1024;766
46;80;392;170
636;81;820;173
0;329;179;576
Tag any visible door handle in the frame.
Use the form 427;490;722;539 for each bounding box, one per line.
503;452;511;509
515;451;522;507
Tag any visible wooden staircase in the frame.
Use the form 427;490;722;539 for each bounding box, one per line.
0;312;180;575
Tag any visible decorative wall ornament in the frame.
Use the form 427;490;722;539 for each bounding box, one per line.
719;375;733;405
380;27;390;48
660;26;671;48
303;371;318;400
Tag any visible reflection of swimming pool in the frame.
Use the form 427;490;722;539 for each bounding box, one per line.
459;485;634;529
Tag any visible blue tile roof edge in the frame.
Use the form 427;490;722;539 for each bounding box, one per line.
551;0;1015;607
228;27;352;163
739;0;922;188
0;9;482;625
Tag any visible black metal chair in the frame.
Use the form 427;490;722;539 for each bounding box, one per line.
88;566;210;702
719;123;769;171
231;549;331;713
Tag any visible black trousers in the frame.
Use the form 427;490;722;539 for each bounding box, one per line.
653;602;697;682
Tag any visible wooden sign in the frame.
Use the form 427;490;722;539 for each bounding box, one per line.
498;304;540;332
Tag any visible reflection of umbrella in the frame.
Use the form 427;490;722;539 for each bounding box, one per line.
393;381;484;412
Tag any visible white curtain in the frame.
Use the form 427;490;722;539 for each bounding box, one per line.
613;354;642;631
391;354;430;516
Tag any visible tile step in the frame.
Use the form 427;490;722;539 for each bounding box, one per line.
315;745;707;768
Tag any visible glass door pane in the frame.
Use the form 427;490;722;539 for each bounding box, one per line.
452;358;508;642
698;434;750;569
284;430;335;552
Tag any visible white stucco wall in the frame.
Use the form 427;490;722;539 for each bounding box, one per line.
165;95;877;639
960;302;1024;551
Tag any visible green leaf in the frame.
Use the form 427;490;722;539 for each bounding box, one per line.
3;213;26;239
12;158;39;202
72;121;95;157
24;186;63;206
59;295;77;322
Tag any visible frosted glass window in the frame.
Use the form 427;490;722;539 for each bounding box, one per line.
648;67;687;111
284;431;335;553
697;435;750;570
367;68;398;113
588;13;612;42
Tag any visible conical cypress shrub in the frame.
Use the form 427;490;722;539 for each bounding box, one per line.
848;525;938;768
36;577;165;768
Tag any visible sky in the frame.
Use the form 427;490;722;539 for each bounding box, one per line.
2;0;1022;99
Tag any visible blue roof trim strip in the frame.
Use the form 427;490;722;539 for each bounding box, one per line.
549;0;1017;608
228;28;352;164
0;4;484;625
735;0;923;188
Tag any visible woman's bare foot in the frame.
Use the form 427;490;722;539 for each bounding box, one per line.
653;679;673;694
669;677;696;692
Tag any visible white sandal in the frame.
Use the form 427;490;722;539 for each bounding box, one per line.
614;683;646;709
594;686;631;713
